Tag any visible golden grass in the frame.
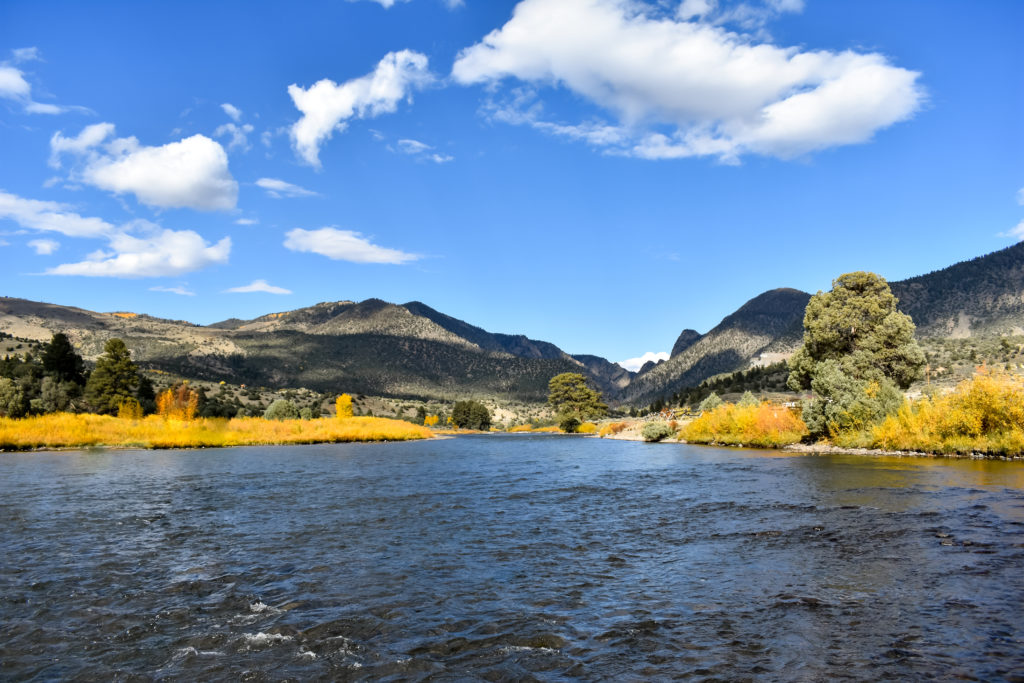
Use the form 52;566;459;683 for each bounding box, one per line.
681;401;808;448
0;414;433;450
506;424;561;433
576;422;598;434
598;421;630;438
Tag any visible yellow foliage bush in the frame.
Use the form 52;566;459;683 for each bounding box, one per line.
576;422;598;434
870;371;1024;455
681;401;808;448
0;414;433;450
424;414;440;427
597;421;629;437
117;398;143;420
506;424;560;433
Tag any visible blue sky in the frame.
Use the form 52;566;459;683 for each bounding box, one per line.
1;0;1021;370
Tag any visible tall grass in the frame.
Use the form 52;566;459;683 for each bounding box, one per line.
681;401;808;448
867;371;1024;456
0;414;433;450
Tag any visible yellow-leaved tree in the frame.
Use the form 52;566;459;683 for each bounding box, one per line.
156;383;199;421
336;393;353;418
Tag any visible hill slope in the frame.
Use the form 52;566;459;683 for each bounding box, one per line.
0;296;628;402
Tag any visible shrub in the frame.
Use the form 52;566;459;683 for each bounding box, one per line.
264;399;299;421
156;383;199;421
576;422;597;434
681;401;807;448
598;421;628;438
642;421;675;442
699;392;723;413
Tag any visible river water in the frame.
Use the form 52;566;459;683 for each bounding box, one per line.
2;435;1023;680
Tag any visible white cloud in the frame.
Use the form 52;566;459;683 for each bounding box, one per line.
284;227;419;264
12;47;41;63
0;65;32;100
150;285;196;296
1001;220;1024;242
28;238;59;255
221;103;242;121
235;217;259;225
397;138;431;154
255;177;319;198
357;0;463;8
453;0;923;161
215;122;255;151
0;190;114;237
393;138;454;163
0;51;84;115
288;50;432;167
225;279;292;295
48;227;231;278
51;124;239;210
49;123;117;167
617;351;669;372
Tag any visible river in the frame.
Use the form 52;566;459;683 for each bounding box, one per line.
2;435;1023;680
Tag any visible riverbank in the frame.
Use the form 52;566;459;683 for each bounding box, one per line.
0;414;433;451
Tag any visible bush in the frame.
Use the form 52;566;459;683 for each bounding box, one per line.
699;392;723;413
681;401;807;448
264;399;299;421
642;421;675;442
452;400;491;430
598;421;628;437
576;422;597;434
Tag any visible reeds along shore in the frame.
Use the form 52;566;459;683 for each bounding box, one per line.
0;414;433;450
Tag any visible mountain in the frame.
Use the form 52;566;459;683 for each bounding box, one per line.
0;296;630;403
631;241;1024;404
624;288;810;405
890;241;1024;337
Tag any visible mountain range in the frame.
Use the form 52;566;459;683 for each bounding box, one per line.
3;241;1023;405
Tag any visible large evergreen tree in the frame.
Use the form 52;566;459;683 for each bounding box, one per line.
84;338;140;414
41;333;86;386
787;272;925;436
548;372;608;432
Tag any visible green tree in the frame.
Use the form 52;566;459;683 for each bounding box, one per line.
737;390;759;407
84;338;140;415
0;377;29;417
698;392;723;413
547;372;607;432
787;272;925;437
264;399;299;420
452;400;491;430
41;332;85;386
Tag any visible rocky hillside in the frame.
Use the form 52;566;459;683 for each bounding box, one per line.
623;288;810;405
0;296;629;403
630;241;1024;405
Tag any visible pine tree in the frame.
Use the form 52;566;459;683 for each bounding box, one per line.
84;339;140;415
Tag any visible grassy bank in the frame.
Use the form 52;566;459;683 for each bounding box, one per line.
0;414;433;450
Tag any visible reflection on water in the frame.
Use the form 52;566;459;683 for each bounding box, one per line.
2;437;1023;680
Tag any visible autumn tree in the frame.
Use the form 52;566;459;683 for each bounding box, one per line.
787;272;925;437
156;382;199;420
335;393;354;418
84;338;140;415
547;372;607;432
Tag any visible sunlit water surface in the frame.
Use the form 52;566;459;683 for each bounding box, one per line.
3;436;1024;680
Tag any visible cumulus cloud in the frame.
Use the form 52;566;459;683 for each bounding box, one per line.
0;190;230;277
284;227;419;264
288;50;432;167
150;285;196;296
617;351;669;372
47;226;231;278
28;238;59;255
453;0;924;161
50;124;238;210
0;190;114;237
225;279;292;295
255;177;319;198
